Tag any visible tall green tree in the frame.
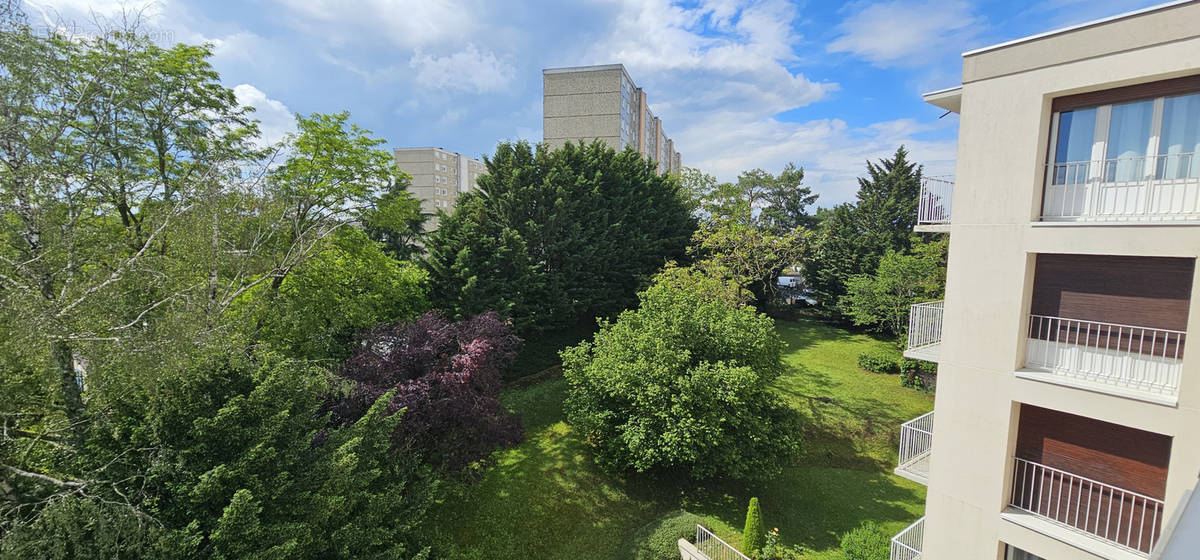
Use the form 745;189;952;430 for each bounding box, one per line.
803;146;924;313
841;237;947;335
425;140;696;334
681;164;818;231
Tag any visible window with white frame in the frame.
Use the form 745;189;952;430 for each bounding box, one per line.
1049;91;1200;185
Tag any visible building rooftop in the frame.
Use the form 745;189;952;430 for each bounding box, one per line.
962;0;1194;57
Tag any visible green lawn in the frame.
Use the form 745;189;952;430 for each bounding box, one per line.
425;318;933;559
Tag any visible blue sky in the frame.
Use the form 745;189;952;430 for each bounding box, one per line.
28;0;1165;204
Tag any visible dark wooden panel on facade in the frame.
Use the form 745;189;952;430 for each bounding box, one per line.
1030;254;1194;331
1052;74;1200;112
1016;404;1170;499
1014;405;1172;552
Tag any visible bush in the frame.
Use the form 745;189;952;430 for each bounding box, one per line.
840;522;890;560
632;510;704;560
336;311;524;472
562;267;802;479
754;528;800;560
743;498;766;555
857;352;899;374
900;359;937;391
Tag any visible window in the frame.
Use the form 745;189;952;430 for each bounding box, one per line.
1050;90;1200;184
1004;546;1046;560
1160;92;1200;179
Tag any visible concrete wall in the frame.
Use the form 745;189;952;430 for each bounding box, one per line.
677;539;707;560
542;64;682;172
393;147;484;231
923;4;1200;559
543;67;623;151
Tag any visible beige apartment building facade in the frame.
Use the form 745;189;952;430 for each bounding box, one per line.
543;64;682;174
896;2;1200;560
392;147;485;230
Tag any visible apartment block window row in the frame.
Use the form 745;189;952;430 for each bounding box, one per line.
1044;76;1200;222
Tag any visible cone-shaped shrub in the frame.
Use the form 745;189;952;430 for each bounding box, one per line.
743;497;766;554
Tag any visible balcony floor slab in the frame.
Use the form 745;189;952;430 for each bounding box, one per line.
1014;368;1178;407
894;453;930;486
1000;507;1147;560
904;343;941;363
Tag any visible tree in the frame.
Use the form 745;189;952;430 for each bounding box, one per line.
686;164;818;231
743;497;767;555
691;220;806;308
855;146;922;256
335;311;524;472
361;177;427;261
803;147;924;313
425;140;696;334
561;267;801;479
841;238;947;335
0;16;436;556
244;227;429;360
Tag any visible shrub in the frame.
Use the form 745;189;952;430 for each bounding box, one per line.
858;352;899;374
562;267;802;479
754;528;800;560
900;359;937;391
632;510;704;560
336;311;524;472
840;522;890;560
742;498;766;555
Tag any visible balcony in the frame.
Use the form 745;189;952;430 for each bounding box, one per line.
1040;153;1200;223
916;176;953;231
895;412;933;485
1008;457;1164;557
1023;315;1184;403
905;301;944;362
890;517;924;560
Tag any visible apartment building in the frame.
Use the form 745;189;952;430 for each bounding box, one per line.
543;64;682;174
393;147;486;230
894;2;1200;560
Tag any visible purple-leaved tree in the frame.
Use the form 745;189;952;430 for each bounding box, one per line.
336;311;524;471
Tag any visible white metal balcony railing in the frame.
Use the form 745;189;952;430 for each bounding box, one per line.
695;525;750;560
896;412;933;484
890;517;925;560
1025;315;1185;398
918;176;953;225
1042;153;1200;222
1010;457;1165;556
906;301;944;362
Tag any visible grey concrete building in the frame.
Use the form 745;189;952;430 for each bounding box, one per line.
393;147;485;231
543;64;682;174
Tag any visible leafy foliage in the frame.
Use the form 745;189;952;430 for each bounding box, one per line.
632;510;704;560
804;147;925;313
841;238;947;335
742;497;766;555
245;228;428;360
691;220;806;307
336;312;524;472
856;352;899;374
424;140;696;334
562;267;801;480
681;164;818;232
0;17;434;558
840;522;890;560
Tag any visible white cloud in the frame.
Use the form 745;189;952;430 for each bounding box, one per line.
827;0;983;67
677;112;957;204
271;0;479;49
409;44;515;93
233;84;296;147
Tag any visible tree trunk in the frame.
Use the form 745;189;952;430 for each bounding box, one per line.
51;339;85;442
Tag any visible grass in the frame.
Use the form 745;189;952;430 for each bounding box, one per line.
425;318;934;559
